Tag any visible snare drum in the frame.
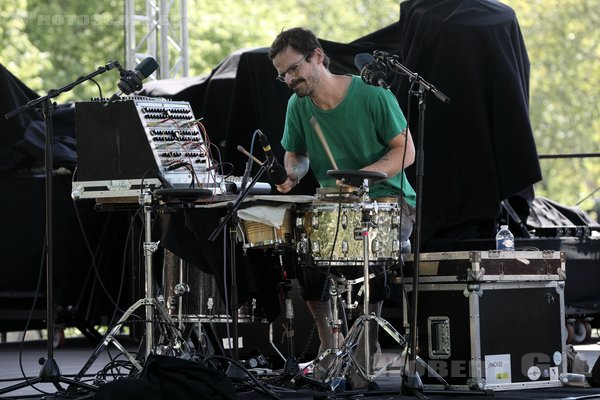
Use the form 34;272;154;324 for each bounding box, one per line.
239;207;294;249
296;201;401;265
163;250;262;322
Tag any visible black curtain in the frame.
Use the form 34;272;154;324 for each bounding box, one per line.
393;0;541;249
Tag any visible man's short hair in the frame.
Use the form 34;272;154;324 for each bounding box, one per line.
268;27;330;68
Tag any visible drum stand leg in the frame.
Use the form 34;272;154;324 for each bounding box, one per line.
70;189;190;384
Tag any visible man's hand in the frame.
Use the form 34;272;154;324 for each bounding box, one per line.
275;166;301;193
275;176;295;193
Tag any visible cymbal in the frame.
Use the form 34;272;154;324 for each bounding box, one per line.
326;169;387;187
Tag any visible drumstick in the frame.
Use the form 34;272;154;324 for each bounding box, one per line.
310;116;339;170
236;145;264;166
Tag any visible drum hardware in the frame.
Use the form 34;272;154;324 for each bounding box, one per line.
73;187;200;382
270;276;303;376
330;272;377;315
293;170;408;389
171;257;189;331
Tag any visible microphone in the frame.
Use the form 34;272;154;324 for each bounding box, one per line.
108;57;159;102
354;53;390;89
256;130;288;185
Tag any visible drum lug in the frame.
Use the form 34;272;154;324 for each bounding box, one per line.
297;233;309;255
342;239;349;257
312;240;321;258
207;297;215;315
372;239;380;258
392;239;400;257
341;212;348;229
312;213;319;230
392;214;400;230
173;283;190;296
296;215;304;230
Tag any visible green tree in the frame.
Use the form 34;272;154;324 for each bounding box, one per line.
0;0;401;101
0;0;51;90
2;0;599;213
505;0;600;213
20;0;125;100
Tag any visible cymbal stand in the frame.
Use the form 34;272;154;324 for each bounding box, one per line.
343;181;407;381
71;188;190;383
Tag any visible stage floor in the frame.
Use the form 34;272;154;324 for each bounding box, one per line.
1;333;599;400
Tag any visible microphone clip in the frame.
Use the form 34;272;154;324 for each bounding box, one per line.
373;50;390;60
117;69;143;94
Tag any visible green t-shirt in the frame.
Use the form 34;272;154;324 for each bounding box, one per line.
281;75;416;206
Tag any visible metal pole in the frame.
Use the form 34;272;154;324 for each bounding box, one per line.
143;189;155;358
361;180;371;377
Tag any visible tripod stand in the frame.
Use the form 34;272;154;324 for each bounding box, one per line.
0;62;121;397
71;188;196;384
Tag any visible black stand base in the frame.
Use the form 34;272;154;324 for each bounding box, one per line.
226;363;247;379
283;357;300;376
401;371;427;399
0;357;97;396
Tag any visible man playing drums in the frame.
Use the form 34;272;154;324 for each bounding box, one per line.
268;27;416;389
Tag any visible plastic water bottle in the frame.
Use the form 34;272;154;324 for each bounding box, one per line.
495;225;515;251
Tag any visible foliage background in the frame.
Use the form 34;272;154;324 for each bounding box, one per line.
1;0;599;215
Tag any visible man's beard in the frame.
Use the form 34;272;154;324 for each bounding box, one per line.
290;78;310;97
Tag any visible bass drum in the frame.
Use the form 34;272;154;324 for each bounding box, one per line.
162;250;263;322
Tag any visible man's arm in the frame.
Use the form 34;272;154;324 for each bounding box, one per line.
361;128;415;178
275;151;310;193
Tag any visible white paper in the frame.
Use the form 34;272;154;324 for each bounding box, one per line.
485;354;512;384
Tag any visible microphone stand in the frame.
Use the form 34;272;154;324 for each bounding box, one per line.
382;54;450;396
207;156;271;371
0;61;120;397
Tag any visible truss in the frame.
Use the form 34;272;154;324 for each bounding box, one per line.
124;0;189;79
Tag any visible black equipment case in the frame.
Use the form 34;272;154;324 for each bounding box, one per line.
401;251;567;391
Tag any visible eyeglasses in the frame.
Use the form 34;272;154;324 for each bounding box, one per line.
276;53;310;82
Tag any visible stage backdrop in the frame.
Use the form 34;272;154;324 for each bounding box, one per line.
141;0;541;250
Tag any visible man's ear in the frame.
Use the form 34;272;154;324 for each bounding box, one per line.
310;48;325;65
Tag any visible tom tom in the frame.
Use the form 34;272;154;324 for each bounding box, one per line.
296;201;402;266
163;250;263;322
239;206;294;249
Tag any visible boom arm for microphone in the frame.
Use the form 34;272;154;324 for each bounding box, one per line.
369;51;451;104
